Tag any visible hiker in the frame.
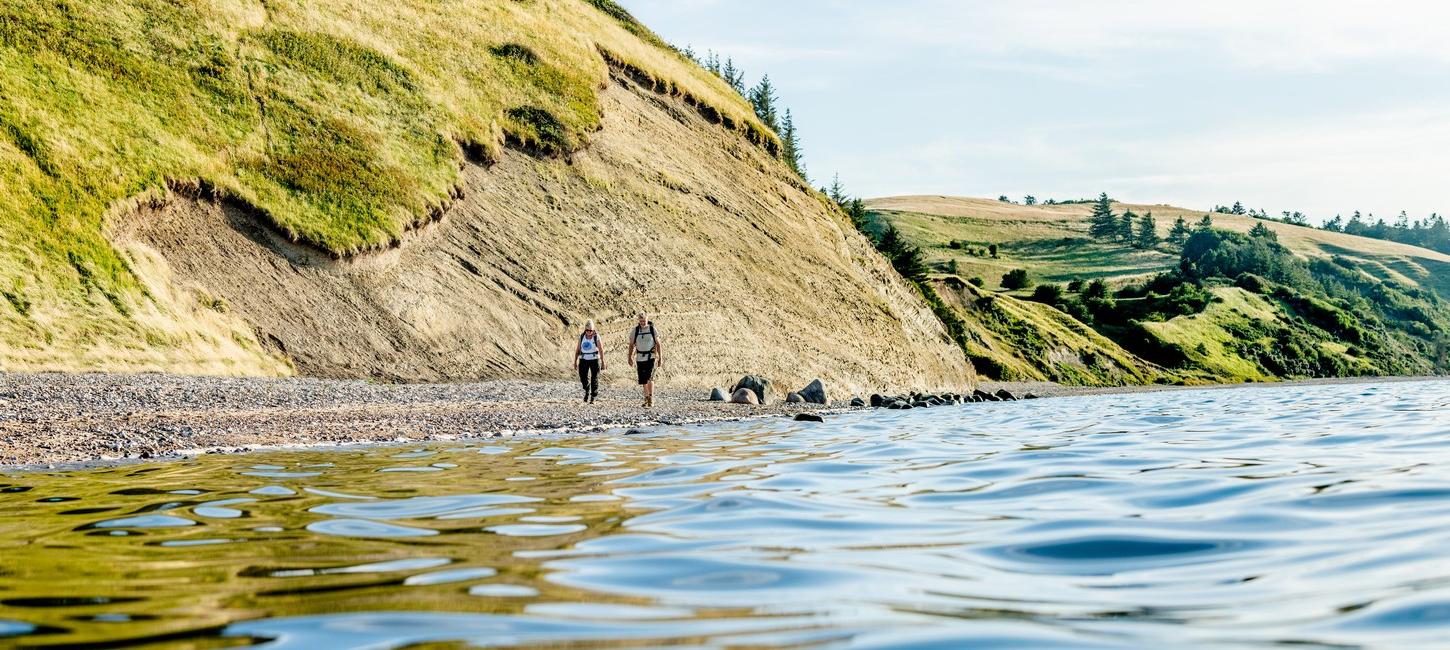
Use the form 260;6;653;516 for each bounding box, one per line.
574;320;604;403
628;313;662;407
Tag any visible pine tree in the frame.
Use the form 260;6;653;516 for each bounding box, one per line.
1024;195;1037;206
1118;210;1138;242
780;109;804;178
1196;214;1215;231
1167;216;1192;246
847;198;869;232
721;58;745;96
1249;222;1278;241
1231;201;1246;215
1323;215;1344;232
827;174;846;206
748;75;779;132
1087;193;1118;240
1136;212;1160;249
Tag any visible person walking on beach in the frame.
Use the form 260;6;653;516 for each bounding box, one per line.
628;313;662;408
574;320;604;403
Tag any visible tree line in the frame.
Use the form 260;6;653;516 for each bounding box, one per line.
1211;200;1450;255
678;46;807;180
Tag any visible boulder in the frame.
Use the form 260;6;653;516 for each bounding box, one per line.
869;394;885;408
731;375;771;405
994;389;1017;401
708;388;727;401
850;397;866;408
729;388;759;405
794;413;824;423
1024;393;1041;400
798;379;828;405
786;392;804;404
973;389;1000;402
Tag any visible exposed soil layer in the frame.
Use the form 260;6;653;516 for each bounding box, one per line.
112;74;971;393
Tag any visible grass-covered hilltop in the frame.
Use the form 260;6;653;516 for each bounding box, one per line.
857;194;1450;386
0;0;972;391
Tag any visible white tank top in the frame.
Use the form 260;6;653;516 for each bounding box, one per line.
579;334;600;360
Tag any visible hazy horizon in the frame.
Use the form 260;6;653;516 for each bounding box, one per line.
624;1;1450;225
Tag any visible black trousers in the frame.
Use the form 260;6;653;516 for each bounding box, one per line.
578;359;600;396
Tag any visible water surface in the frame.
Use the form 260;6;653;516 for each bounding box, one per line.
2;380;1449;648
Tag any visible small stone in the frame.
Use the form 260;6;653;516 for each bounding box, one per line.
786;392;804;404
798;379;827;405
849;397;866;408
793;413;824;423
708;388;727;401
729;388;760;405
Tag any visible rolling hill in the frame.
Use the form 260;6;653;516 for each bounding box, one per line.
0;0;973;393
868;195;1450;386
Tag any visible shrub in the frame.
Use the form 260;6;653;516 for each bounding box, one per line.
1236;273;1271;294
968;276;985;288
1066;279;1084;293
1002;269;1032;290
1031;284;1065;304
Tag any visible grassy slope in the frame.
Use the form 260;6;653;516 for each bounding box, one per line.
869;196;1450;293
871;196;1450;386
0;0;778;372
932;277;1161;386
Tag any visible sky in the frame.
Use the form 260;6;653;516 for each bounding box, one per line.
622;0;1450;223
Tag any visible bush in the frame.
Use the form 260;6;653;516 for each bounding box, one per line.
1083;279;1109;300
1002;269;1032;290
1031;284;1065;304
968;276;985;288
1236;273;1271;294
1066;279;1084;293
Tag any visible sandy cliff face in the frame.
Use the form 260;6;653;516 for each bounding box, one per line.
114;73;973;394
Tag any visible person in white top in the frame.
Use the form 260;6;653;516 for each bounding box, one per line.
574;320;604;403
627;313;663;408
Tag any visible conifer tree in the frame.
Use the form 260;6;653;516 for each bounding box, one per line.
1249;222;1278;241
721;58;745;96
1118;210;1138;242
1231;201;1246;215
1167;216;1192;245
1196;214;1215;231
1136;212;1160;249
1088;193;1118;240
748;75;779;131
828;174;846;206
847;198;869;232
780;109;804;178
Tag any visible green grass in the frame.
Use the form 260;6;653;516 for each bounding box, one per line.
873;209;1177;290
1143;288;1278;382
932;277;1161;386
0;0;777;370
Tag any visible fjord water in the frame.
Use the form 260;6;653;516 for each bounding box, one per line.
3;381;1449;649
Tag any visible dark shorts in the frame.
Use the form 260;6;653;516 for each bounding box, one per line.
636;359;656;385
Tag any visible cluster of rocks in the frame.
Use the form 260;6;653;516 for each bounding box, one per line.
867;388;1037;410
709;375;829;406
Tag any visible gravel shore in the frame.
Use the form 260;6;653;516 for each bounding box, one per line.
0;373;859;467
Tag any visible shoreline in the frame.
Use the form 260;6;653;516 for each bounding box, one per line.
2;372;1443;471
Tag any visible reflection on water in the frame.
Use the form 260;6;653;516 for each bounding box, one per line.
3;380;1450;648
